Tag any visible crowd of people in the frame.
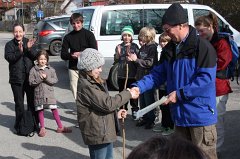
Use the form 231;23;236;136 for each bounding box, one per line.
4;2;235;159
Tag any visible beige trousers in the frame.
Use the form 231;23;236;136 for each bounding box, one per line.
68;69;79;100
175;125;218;159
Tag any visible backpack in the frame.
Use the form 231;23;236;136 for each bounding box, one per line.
216;32;240;84
16;110;36;137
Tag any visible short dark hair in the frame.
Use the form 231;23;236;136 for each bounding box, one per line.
13;23;25;32
127;135;168;159
37;50;49;63
70;13;84;24
127;135;210;159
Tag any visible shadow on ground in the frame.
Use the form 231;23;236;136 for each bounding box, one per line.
22;143;89;159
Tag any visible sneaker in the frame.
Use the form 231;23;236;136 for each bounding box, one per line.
144;123;155;129
152;124;165;132
131;107;139;120
161;128;174;136
38;127;46;137
75;123;79;128
136;118;147;127
56;127;72;133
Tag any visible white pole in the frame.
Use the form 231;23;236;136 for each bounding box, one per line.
133;96;167;120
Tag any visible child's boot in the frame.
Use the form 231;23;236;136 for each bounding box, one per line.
38;127;46;137
56;127;72;133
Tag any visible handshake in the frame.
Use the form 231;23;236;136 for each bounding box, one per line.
127;87;140;99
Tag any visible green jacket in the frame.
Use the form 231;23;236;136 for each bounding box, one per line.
76;71;131;145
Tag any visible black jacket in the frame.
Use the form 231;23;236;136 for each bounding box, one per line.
135;42;158;80
5;37;37;84
61;28;97;70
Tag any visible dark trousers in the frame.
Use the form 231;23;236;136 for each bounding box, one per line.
118;78;138;111
140;89;156;124
10;79;38;131
159;90;174;129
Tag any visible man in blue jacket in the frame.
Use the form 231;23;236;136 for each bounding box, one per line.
131;3;218;159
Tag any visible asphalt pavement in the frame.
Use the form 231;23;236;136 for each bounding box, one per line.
0;32;240;159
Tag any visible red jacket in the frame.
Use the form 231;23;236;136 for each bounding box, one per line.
211;33;232;96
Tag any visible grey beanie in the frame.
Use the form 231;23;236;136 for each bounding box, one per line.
162;3;188;26
77;48;105;71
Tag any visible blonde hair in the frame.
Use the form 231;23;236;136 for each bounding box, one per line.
138;26;156;44
194;12;218;32
159;32;171;43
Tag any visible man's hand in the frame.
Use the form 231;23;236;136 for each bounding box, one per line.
71;52;81;59
129;87;140;99
163;91;177;105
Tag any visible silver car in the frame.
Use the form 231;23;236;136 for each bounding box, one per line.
33;15;70;56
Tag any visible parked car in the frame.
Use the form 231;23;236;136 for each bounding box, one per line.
67;4;240;90
33;15;70;56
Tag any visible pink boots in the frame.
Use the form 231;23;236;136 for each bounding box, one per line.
56;127;72;133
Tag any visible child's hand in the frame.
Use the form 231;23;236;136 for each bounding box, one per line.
117;45;121;55
40;73;47;79
127;53;137;61
118;109;127;119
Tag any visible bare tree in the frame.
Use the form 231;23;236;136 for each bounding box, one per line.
197;0;240;31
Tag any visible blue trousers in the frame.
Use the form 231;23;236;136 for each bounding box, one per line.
88;143;113;159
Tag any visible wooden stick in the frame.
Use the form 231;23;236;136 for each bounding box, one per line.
122;63;128;159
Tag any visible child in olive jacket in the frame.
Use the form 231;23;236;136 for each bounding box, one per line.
77;48;136;159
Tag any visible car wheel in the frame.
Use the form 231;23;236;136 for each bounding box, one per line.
108;63;119;91
49;40;62;56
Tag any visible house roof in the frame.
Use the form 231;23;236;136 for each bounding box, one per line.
0;0;64;8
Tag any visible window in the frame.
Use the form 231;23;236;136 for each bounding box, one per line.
193;9;225;32
143;9;166;34
100;9;142;35
61;19;70;29
78;9;94;30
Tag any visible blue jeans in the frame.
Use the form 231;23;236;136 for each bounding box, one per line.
88;143;113;159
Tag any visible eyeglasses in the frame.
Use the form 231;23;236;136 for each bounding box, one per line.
162;26;173;33
162;25;180;33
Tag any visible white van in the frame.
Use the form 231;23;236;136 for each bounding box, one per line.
68;4;240;90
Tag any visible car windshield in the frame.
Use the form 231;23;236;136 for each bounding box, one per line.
78;9;94;30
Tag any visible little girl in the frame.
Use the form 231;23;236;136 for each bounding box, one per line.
76;48;136;159
29;50;72;137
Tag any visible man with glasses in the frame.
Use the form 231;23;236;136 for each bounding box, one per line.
131;3;218;159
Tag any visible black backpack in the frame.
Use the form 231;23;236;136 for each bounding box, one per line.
16;110;36;137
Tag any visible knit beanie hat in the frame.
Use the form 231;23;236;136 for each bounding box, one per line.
121;26;134;37
162;3;188;26
77;48;105;71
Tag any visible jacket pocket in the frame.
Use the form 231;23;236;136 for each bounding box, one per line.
203;125;217;146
